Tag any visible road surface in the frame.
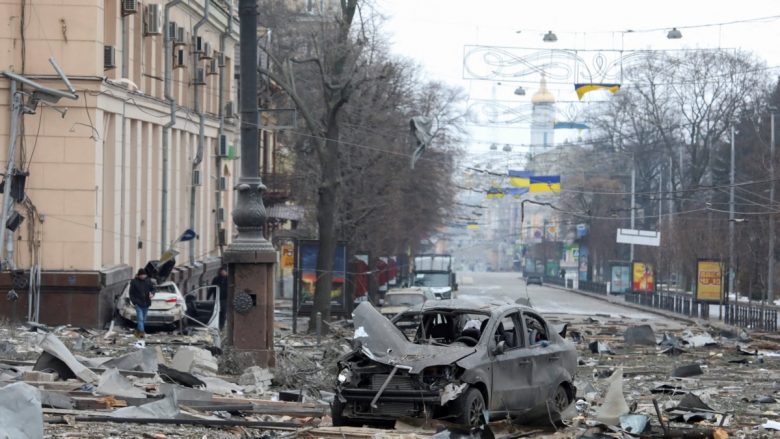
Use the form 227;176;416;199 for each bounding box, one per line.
457;271;678;323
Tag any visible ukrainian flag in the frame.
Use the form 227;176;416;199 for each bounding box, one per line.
574;83;621;100
467;223;479;230
508;170;532;188
486;187;505;199
529;176;561;193
504;187;529;198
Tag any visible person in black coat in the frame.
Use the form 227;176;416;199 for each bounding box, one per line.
209;267;229;328
129;268;154;337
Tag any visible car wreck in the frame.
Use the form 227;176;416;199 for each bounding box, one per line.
333;300;578;427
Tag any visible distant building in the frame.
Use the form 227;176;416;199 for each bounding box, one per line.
530;74;555;158
0;0;241;326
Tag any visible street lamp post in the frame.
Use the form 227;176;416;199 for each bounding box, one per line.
728;124;736;314
223;0;277;368
769;107;777;304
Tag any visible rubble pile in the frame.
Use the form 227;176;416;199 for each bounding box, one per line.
6;308;780;438
543;312;780;438
0;321;335;438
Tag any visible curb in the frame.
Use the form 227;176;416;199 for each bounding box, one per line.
546;284;702;326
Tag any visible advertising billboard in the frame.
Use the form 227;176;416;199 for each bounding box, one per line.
295;240;348;316
631;262;655;293
610;263;631;294
696;260;723;303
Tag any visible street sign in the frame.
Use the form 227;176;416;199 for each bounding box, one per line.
616;228;660;247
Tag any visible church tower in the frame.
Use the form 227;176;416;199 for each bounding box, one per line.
530;74;555;157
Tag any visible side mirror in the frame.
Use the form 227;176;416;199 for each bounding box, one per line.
493;340;506;356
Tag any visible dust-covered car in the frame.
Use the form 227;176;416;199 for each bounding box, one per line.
115;259;187;328
380;287;436;319
333;300;577;427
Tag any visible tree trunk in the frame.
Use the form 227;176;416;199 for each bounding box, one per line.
311;119;341;332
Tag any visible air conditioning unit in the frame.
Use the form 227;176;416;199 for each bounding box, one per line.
217;52;226;67
217;176;228;191
121;0;138;15
193;36;204;53
144;4;163;36
192;169;202;186
175;27;186;46
224;101;237;118
200;42;212;60
194;68;205;85
216;207;225;222
104;46;116;70
174;49;185;69
167;22;177;40
217;134;228;157
207;58;218;76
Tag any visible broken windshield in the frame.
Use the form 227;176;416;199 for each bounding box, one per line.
394;310;489;347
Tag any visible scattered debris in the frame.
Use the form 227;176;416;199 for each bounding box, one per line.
671;363;704;378
624;324;656;346
0;382;44;439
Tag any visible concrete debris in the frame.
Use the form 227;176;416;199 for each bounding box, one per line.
623;324;656;346
96;368;147;399
22;370;56;382
36;332;99;383
0;382;44;439
198;375;244;396
103;347;158;373
238;365;274;391
681;330;719;348
171;346;218;376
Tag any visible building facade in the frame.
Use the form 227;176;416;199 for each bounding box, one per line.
0;0;243;326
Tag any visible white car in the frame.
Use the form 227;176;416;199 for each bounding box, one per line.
116;280;187;328
380;287;436;318
116;258;187;329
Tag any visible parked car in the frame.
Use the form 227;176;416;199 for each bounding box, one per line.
525;274;543;286
380;287;436;319
333;300;577;427
115;259;187;329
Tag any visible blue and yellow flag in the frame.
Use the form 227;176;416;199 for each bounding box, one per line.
466;223;479;230
504;187;529;198
554;121;589;130
529;176;561;193
508;170;532;188
486;187;505;199
574;83;620;100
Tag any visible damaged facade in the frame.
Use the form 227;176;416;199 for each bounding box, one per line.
0;0;252;327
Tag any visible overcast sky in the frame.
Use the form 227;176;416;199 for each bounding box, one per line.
379;1;780;153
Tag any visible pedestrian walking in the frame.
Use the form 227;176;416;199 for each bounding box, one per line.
129;268;154;338
209;267;229;328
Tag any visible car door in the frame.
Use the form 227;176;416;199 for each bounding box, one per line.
521;311;563;405
489;311;536;413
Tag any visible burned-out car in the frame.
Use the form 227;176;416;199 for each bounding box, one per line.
333;300;577;427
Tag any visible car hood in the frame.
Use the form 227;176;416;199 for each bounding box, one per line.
352;302;476;374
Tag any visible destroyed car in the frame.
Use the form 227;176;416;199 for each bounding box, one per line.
333;300;577;427
115;259;187;328
380;287;436;319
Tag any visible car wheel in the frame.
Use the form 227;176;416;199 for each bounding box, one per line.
552;384;571;413
455;388;486;427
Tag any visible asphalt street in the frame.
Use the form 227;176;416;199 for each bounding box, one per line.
457;271;679;323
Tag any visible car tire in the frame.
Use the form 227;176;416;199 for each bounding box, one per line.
552;384;571;413
454;387;486;427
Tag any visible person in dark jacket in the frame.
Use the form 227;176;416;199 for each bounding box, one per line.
209;267;229;328
129;268;154;337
